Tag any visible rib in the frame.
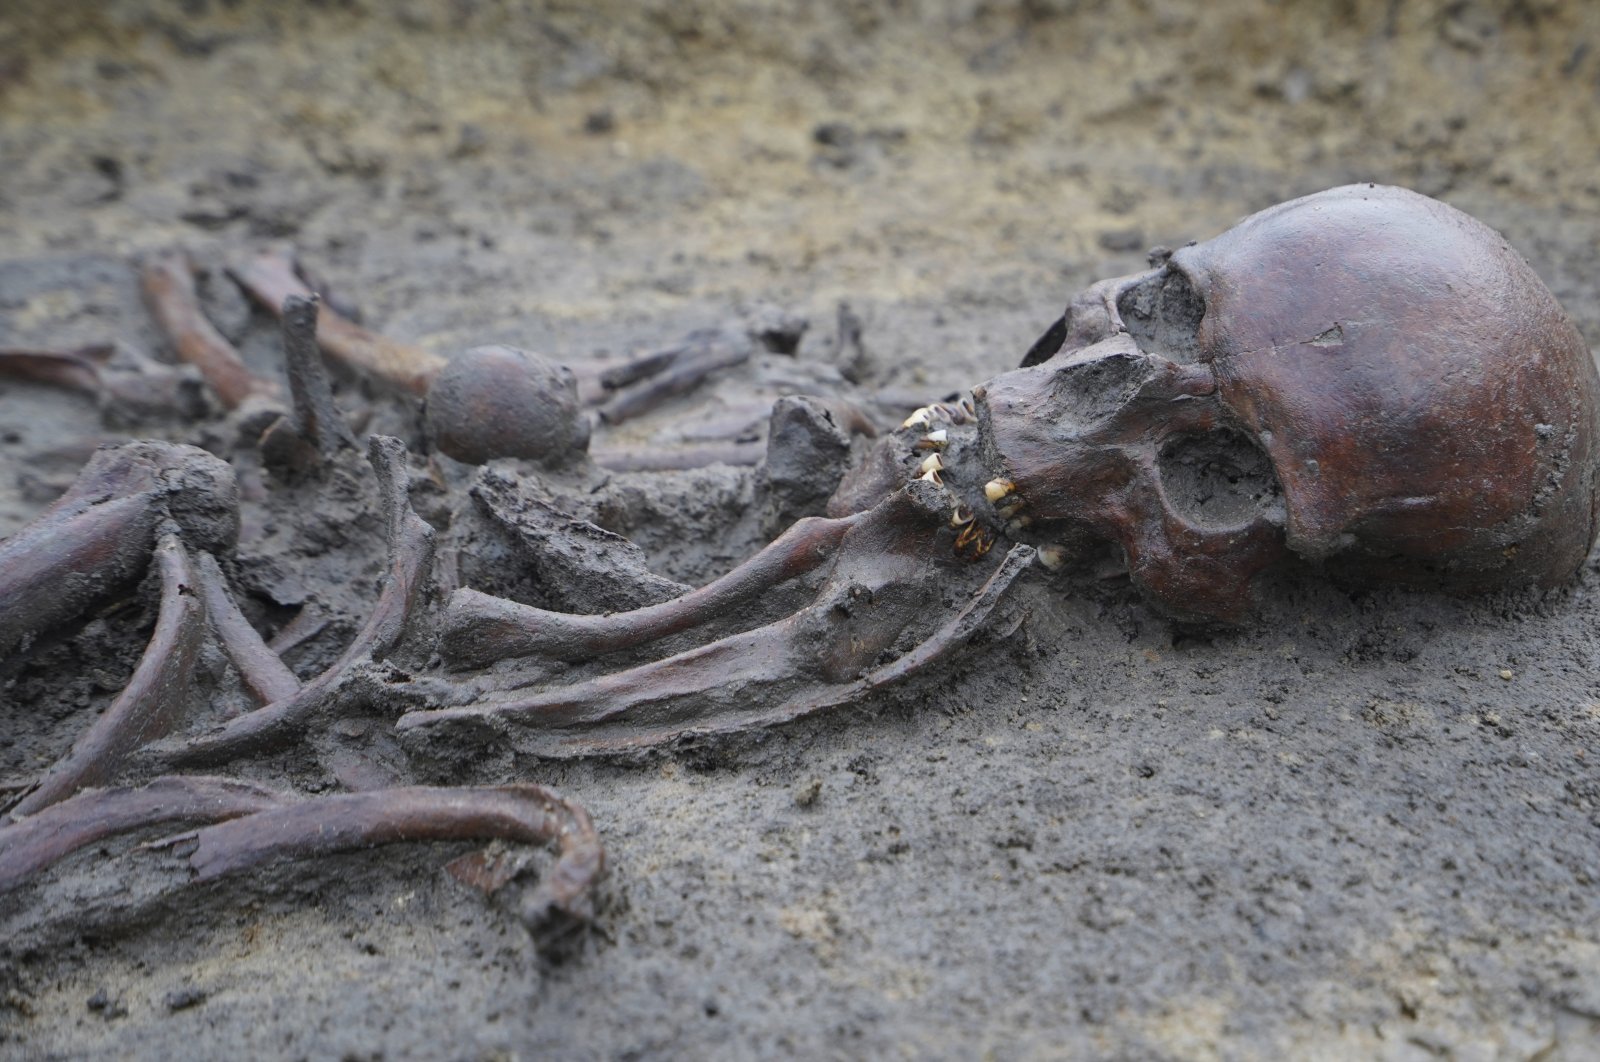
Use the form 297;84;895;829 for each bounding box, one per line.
440;511;864;667
157;436;434;766
0;776;286;891
402;544;1036;757
9;532;206;817
229;250;445;395
140;249;277;409
179;784;604;926
194;551;302;705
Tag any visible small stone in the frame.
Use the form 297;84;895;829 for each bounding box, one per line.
794;779;822;808
1499;669;1514;680
163;986;207;1012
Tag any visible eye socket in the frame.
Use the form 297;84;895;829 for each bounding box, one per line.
1116;266;1206;363
1157;428;1281;528
1019;314;1068;368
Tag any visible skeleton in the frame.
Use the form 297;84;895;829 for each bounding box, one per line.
1;184;1595;950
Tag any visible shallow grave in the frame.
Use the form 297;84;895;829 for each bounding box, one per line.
2;2;1599;1057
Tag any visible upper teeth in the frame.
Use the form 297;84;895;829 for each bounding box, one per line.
984;478;1015;502
920;453;944;475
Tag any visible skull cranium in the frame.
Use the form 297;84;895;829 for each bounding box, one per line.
974;184;1600;622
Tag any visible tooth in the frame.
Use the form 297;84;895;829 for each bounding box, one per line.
950;503;974;527
918;467;944;487
924;429;949;448
984;478;1014;503
902;407;933;429
919;453;944;475
997;498;1025;520
971;531;995;558
955;522;980;549
1006;517;1033;536
1037;545;1068;570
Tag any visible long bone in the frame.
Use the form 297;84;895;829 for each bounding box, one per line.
0;778;604;940
440;509;866;667
229;250;445;395
399;480;1035;754
0;345;206;423
6;531;206;818
147;435;435;767
140;249;281;410
0;440;237;662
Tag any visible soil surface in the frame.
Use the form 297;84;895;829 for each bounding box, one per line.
3;1;1600;1058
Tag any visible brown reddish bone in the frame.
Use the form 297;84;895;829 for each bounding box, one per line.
9;532;206;818
155;435;435;766
0;779;603;930
0;441;237;661
406;541;1036;757
0;345;203;421
401;482;1033;750
441;510;866;667
180;784;604;925
978;184;1600;621
140;249;279;409
596;329;753;426
0;776;286;891
229;250;445;395
193;551;301;706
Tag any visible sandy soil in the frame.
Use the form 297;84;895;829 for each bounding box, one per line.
2;0;1600;1058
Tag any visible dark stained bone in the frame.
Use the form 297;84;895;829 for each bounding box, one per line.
404;541;1036;757
153;436;434;766
194;551;301;705
425;345;591;467
596;328;753;426
0;776;286;891
440;510;866;667
8;532;206;818
179;784;603;928
0;345;207;423
0;441;237;661
276;294;358;459
229;250;446;395
140;249;279;410
977;184;1600;620
0;779;602;942
399;481;1017;744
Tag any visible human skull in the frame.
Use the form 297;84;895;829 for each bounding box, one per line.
973;184;1600;622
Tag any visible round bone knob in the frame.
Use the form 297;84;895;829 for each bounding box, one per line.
425;345;591;467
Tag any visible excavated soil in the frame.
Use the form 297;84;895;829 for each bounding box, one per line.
3;1;1600;1058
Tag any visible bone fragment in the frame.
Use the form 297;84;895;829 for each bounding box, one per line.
440;510;866;667
596;329;752;425
0;442;237;662
279;294;358;457
155;436;434;766
0;345;205;422
0;776;286;891
229;250;445;395
193;551;302;706
140;249;278;410
9;532;206;817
